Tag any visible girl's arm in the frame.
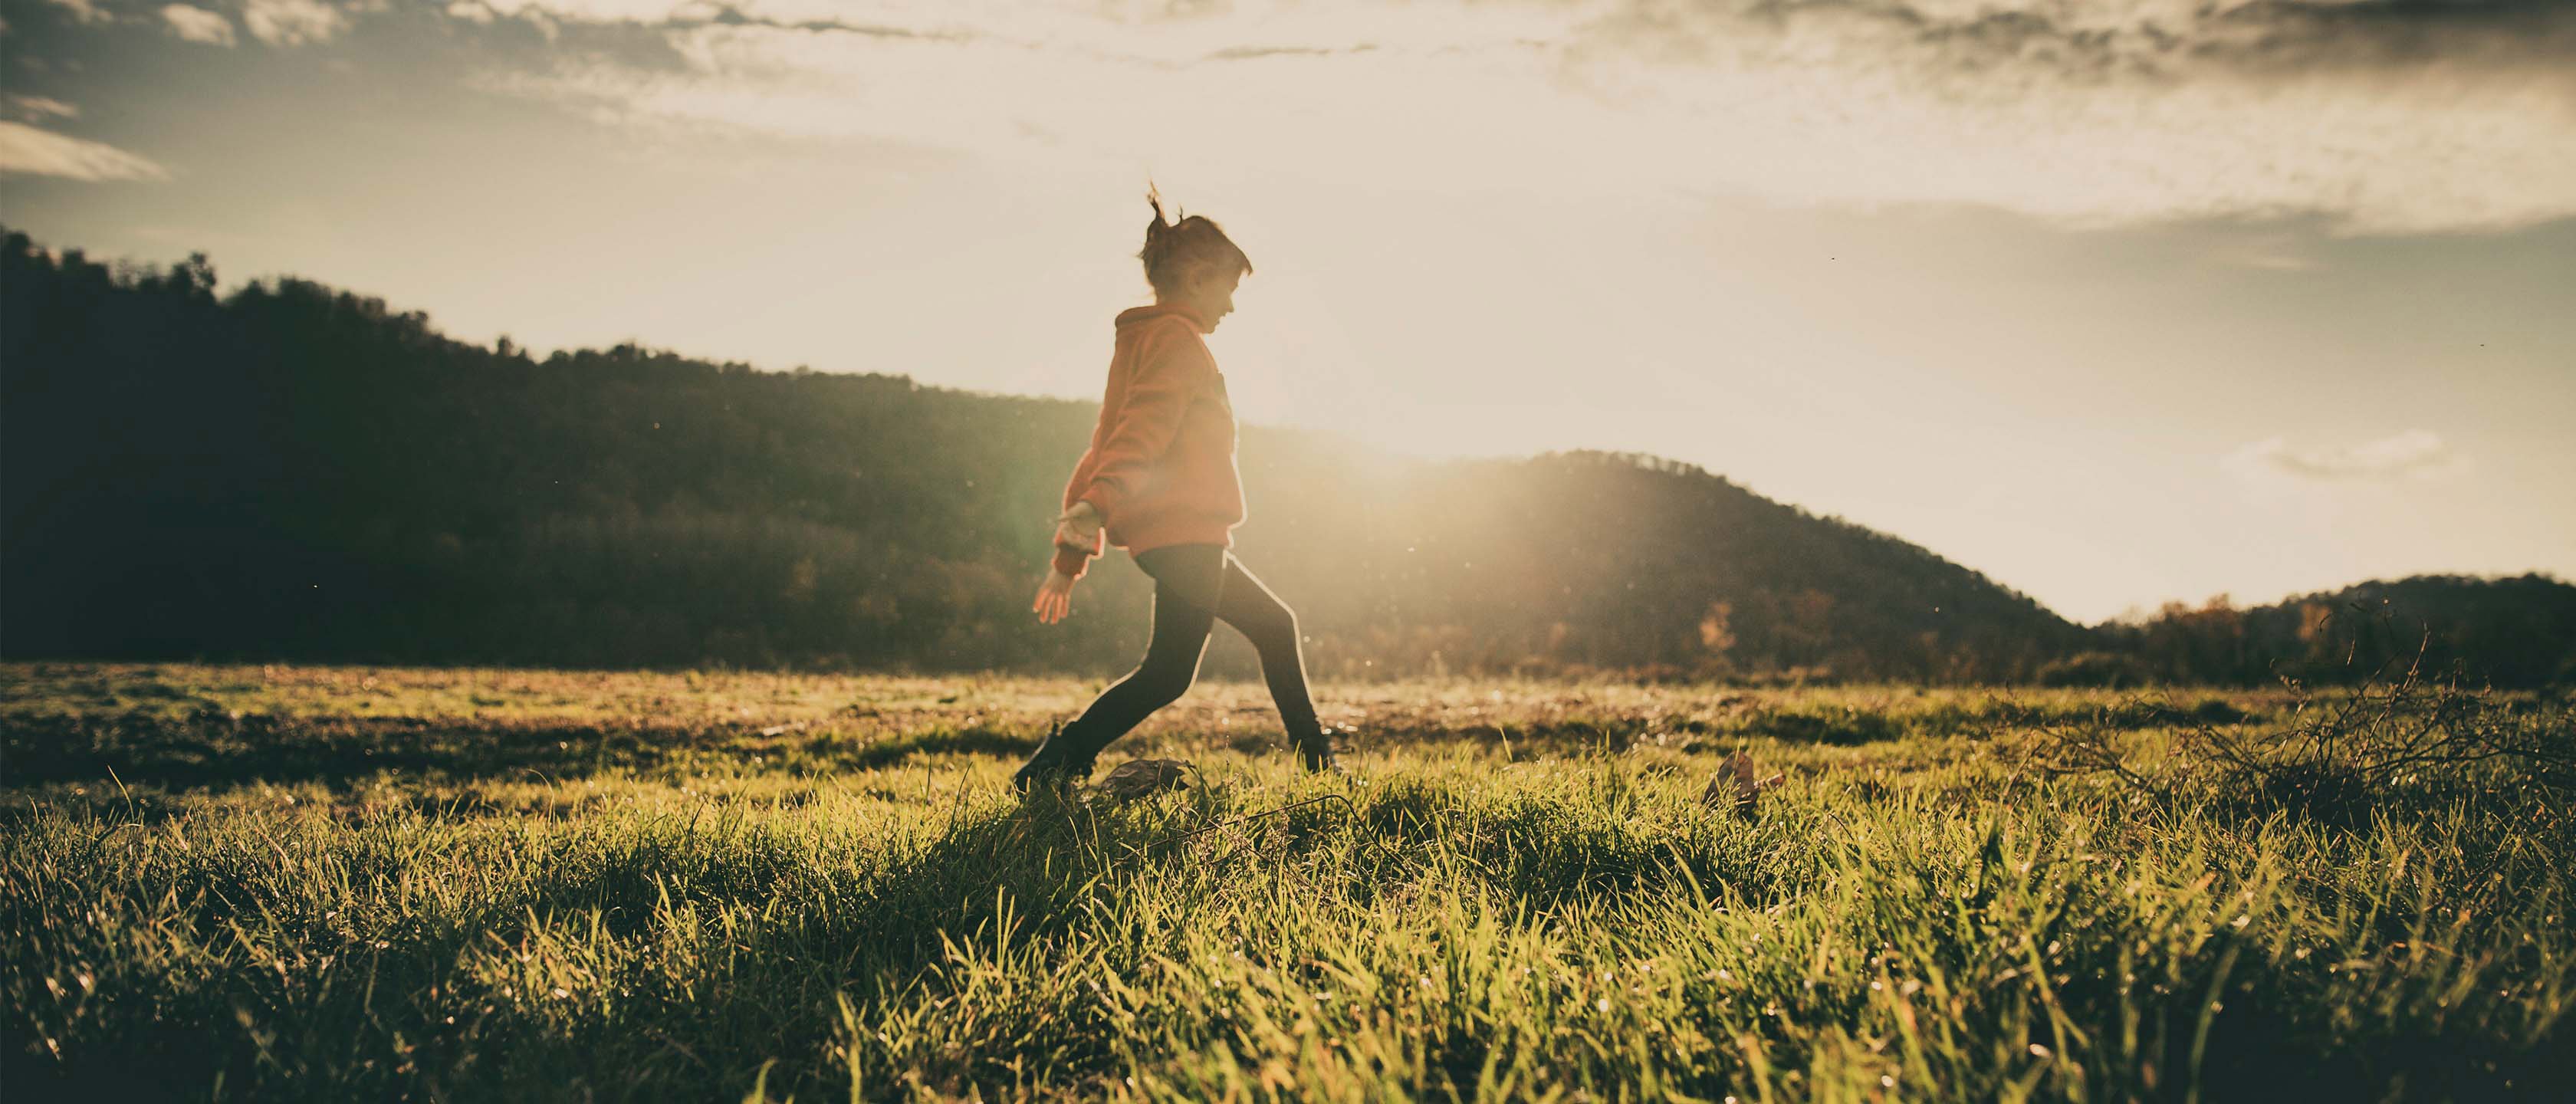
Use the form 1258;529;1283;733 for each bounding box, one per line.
1048;326;1206;585
1070;327;1208;522
1034;503;1100;623
1050;501;1102;579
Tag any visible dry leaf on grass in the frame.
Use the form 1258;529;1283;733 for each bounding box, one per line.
1095;758;1193;803
1704;751;1785;818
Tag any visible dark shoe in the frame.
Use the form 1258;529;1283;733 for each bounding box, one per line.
1013;721;1099;793
1293;726;1343;774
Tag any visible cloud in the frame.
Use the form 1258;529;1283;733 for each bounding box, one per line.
1584;0;2576;84
2229;429;2465;483
444;0;2576;232
2188;0;2576;77
0;120;169;181
245;0;350;46
1204;44;1379;61
1558;0;2576;230
161;4;238;45
42;0;114;26
5;94;80;121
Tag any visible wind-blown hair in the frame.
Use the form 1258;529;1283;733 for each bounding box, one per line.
1138;186;1253;297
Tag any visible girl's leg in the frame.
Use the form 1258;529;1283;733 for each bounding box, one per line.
1209;554;1334;769
1016;546;1224;789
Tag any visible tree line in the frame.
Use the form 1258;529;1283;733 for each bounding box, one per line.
5;227;2567;685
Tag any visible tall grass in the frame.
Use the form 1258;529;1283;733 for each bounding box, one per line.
4;665;2568;1101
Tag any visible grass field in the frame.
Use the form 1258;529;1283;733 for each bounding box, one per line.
4;662;2571;1102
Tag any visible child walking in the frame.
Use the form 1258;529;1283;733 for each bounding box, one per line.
1017;192;1337;790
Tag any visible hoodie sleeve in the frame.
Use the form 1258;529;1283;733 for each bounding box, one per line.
1050;534;1097;580
1071;323;1210;523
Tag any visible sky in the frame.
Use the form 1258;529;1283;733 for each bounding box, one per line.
3;0;2571;623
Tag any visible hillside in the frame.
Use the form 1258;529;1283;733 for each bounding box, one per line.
0;225;2104;679
5;226;2563;684
2083;573;2576;689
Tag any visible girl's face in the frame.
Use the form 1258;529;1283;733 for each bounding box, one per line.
1186;268;1243;332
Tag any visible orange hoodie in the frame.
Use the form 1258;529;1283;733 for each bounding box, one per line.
1051;304;1245;580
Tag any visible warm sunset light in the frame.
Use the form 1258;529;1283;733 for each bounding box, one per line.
8;0;2569;623
5;2;2572;1100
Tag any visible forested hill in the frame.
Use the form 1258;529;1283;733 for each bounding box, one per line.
2082;574;2576;691
6;227;2563;685
0;225;2097;678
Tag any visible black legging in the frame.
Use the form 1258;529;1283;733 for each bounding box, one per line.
1059;544;1322;755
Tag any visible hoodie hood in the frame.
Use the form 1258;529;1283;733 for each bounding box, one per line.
1115;302;1210;334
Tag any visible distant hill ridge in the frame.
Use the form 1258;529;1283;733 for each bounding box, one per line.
4;225;2565;684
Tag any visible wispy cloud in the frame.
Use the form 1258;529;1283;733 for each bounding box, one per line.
1204;44;1379;62
5;94;80;121
2230;429;2466;483
1558;0;2576;232
439;0;2576;234
42;0;114;26
1580;0;2576;85
160;3;238;46
245;0;350;47
0;120;169;180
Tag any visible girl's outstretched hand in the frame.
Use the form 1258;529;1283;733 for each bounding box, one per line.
1033;568;1077;625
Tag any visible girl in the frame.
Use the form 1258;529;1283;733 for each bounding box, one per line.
1017;192;1337;790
